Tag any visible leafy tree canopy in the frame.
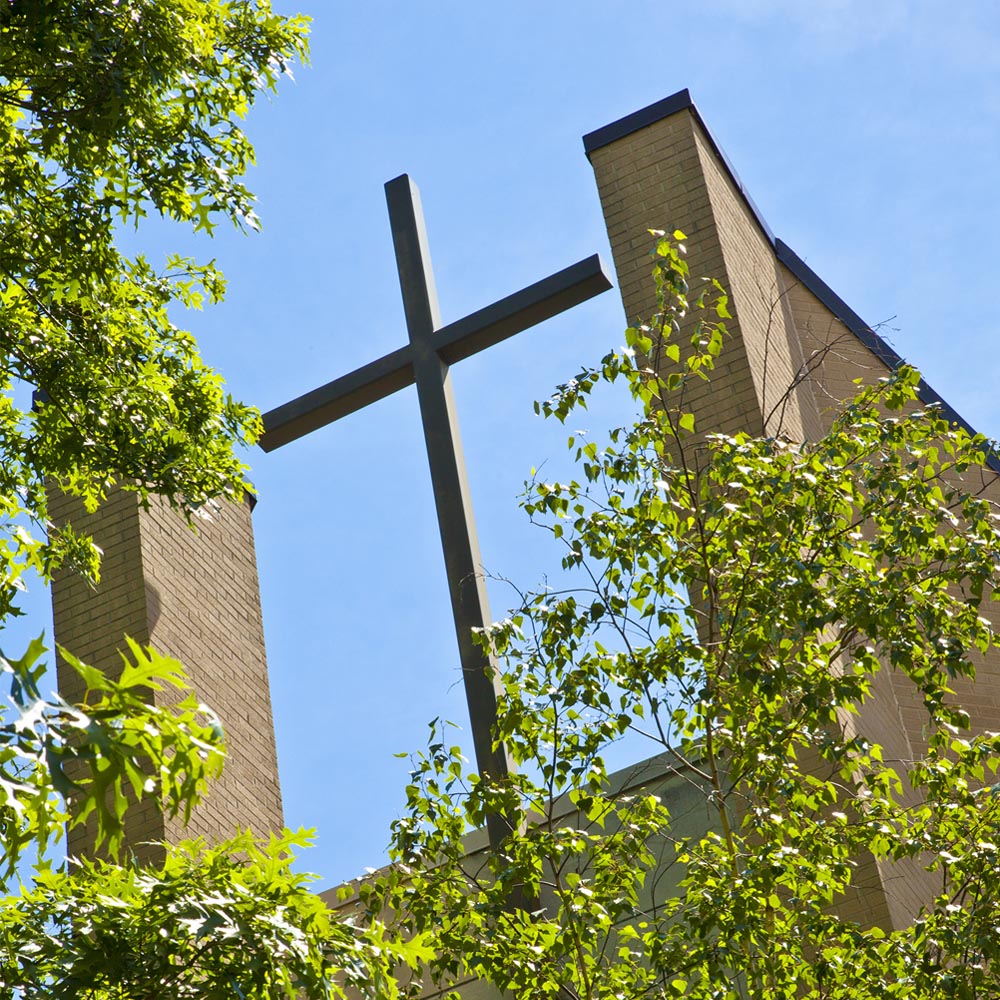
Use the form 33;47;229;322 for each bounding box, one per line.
362;235;1000;1000
0;5;410;997
2;827;427;1000
0;0;311;605
0;0;301;865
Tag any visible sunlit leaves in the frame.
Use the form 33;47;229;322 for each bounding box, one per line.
0;635;415;998
0;0;308;616
0;6;400;998
369;236;1000;999
0;829;403;999
0;0;306;869
0;637;224;883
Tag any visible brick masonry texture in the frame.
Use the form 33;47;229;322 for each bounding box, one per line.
589;100;1000;930
49;488;283;864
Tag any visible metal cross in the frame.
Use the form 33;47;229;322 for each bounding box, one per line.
260;174;612;851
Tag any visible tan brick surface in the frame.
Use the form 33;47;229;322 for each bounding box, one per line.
49;488;283;862
588;98;1000;931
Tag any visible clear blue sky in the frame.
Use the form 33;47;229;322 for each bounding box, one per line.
18;2;1000;887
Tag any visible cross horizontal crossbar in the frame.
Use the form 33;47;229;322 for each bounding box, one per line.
259;173;613;857
259;254;611;451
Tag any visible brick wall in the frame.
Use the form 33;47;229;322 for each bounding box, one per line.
588;111;766;441
49;488;283;863
586;92;1000;930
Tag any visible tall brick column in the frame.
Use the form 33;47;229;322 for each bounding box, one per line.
50;488;283;864
584;89;1000;930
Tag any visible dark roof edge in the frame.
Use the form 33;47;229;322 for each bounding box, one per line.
775;241;1000;471
584;89;775;243
584;89;999;472
774;240;904;370
583;89;694;157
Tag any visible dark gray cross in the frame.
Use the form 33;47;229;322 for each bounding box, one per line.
260;174;612;850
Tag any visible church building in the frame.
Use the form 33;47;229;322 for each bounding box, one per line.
50;89;1000;941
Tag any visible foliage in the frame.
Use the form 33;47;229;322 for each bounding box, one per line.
0;0;310;613
0;4;408;998
0;644;402;999
1;829;418;999
0;636;224;884
364;233;1000;999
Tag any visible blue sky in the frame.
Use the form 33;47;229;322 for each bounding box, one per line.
17;2;1000;887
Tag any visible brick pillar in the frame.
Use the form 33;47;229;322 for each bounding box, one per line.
584;91;825;445
50;488;283;863
583;90;1000;930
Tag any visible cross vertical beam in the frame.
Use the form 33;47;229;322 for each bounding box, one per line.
385;177;510;845
260;174;613;853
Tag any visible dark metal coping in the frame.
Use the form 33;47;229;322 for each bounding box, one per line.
584;90;1000;473
583;90;695;159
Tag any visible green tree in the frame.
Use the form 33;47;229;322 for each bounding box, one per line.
365;234;1000;999
0;4;409;996
1;824;429;999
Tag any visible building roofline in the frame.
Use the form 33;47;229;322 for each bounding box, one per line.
584;90;999;472
583;90;694;158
